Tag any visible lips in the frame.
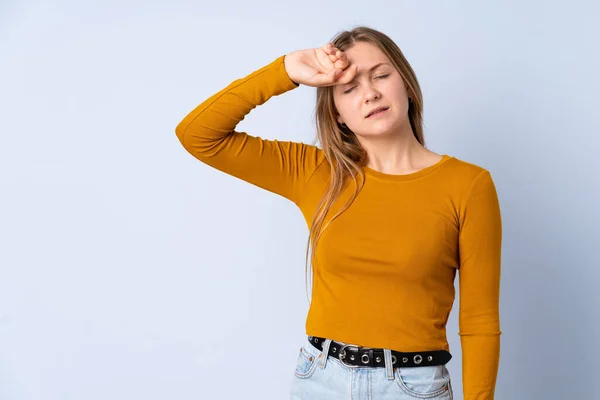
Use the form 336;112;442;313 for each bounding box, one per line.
366;107;389;118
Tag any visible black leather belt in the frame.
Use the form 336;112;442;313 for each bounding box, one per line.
308;335;452;368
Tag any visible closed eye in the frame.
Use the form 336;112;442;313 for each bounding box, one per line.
343;74;390;94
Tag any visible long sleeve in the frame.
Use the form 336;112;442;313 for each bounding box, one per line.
457;169;503;400
175;54;323;205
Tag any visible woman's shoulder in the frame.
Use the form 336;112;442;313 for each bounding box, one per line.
440;154;500;200
445;154;494;179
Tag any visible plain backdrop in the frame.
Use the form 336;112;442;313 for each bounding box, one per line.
1;1;599;399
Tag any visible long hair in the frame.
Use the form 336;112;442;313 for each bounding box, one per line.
304;26;427;304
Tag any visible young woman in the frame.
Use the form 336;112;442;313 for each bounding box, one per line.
175;26;502;400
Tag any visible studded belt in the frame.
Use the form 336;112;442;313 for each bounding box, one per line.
307;335;452;368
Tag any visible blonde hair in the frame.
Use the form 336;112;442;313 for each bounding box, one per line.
304;26;427;303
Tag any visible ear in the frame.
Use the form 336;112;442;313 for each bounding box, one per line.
336;116;344;124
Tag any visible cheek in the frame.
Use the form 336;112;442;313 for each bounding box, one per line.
349;97;369;117
336;100;357;122
333;97;350;121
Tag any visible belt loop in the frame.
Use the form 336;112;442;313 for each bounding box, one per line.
383;348;394;380
319;338;332;368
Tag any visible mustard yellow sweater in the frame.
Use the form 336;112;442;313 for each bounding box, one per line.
175;54;502;400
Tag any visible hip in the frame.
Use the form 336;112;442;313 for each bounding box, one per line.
290;334;453;400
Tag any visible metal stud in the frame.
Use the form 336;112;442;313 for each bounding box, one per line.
402;357;408;363
361;354;370;364
350;355;355;361
427;355;433;361
376;356;381;363
414;354;423;364
315;338;319;343
332;347;337;353
392;355;397;365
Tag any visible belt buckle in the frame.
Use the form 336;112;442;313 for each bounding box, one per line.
338;344;361;368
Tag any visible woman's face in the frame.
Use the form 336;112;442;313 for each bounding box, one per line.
332;41;410;139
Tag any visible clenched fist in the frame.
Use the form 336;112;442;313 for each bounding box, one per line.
284;43;358;88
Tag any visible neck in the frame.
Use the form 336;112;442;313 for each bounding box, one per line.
356;123;431;175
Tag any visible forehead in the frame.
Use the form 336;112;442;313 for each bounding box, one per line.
343;41;390;68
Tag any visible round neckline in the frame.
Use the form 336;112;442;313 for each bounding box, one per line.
362;154;452;181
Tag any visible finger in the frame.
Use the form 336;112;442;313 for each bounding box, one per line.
333;56;348;70
336;51;349;67
334;64;358;84
328;50;345;64
329;68;344;84
324;42;337;55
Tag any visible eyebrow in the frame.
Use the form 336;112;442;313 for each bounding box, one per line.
347;62;391;84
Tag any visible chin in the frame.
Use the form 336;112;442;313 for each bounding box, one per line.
356;128;395;139
360;123;398;137
362;117;407;137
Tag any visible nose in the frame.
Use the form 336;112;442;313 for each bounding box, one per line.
364;87;381;103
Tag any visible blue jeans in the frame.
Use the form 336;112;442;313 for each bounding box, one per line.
290;335;453;399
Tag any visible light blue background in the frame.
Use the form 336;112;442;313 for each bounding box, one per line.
1;1;598;399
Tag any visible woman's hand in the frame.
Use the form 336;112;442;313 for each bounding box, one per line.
284;43;358;88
